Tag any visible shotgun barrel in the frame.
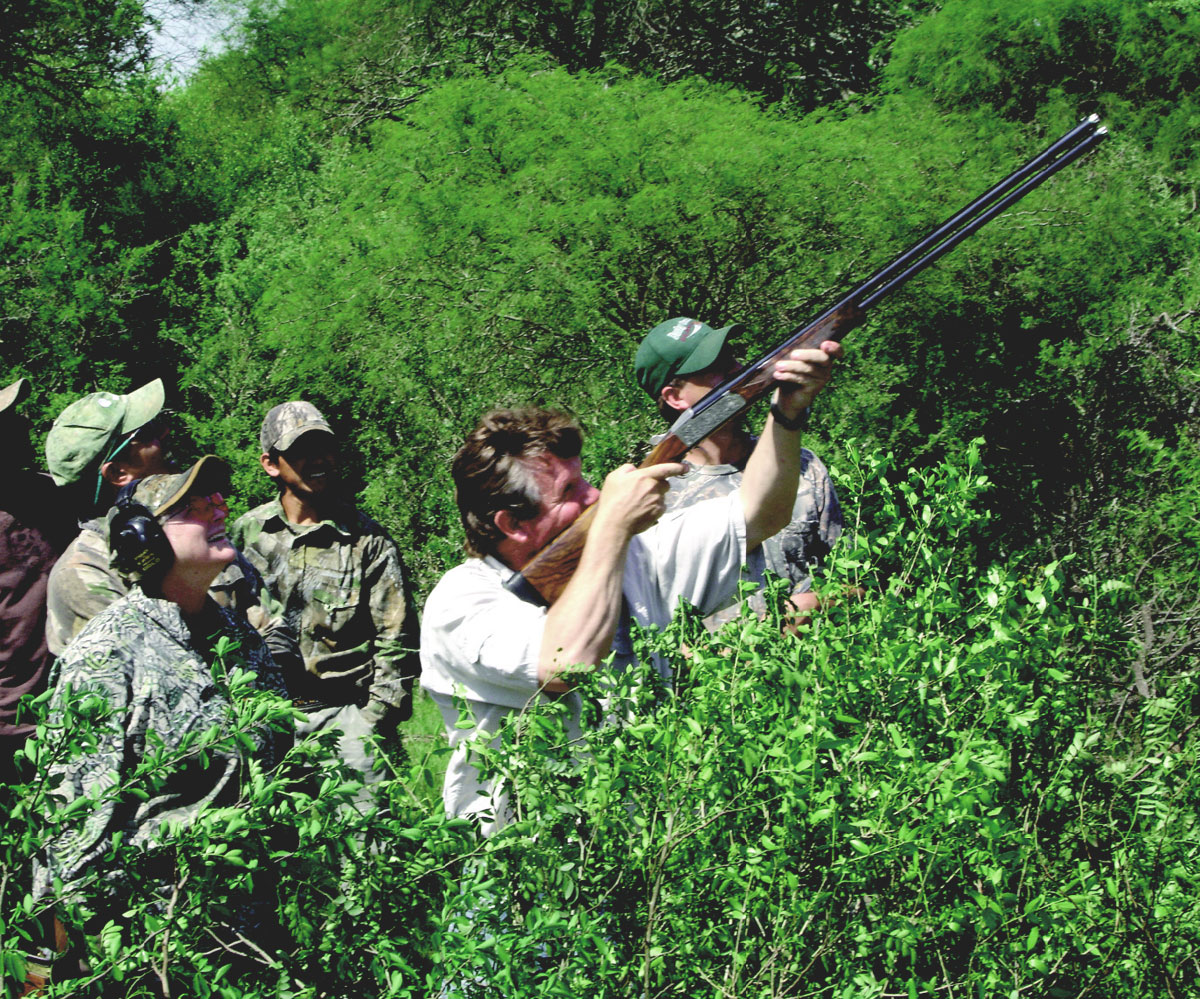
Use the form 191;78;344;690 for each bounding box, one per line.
509;116;1108;606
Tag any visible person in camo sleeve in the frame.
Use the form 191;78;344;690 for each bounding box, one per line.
634;317;844;629
231;401;420;784
34;457;290;917
42;379;177;656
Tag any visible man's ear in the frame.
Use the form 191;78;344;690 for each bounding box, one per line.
493;509;527;544
659;382;689;413
260;452;281;479
100;460;137;488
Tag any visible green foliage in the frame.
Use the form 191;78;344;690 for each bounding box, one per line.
430;444;1190;998
3;2;1200;989
162;61;1182;595
0;0;221;428
5;442;1197;997
0;0;150;111
886;0;1200;173
398;0;925;109
180;0;924;139
1;655;464;998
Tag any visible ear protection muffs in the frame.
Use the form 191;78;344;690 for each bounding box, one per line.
108;481;175;581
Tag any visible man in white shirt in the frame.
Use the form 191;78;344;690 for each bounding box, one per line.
420;341;840;832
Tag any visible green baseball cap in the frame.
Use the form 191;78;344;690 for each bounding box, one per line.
634;318;743;399
45;379;166;486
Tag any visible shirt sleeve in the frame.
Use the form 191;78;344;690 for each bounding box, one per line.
36;646;132;899
420;564;547;710
808;451;845;548
363;534;421;712
45;541;126;656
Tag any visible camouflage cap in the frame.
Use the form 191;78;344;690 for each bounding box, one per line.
634;318;743;399
0;377;30;415
260;400;335;454
45;379;166;486
129;455;232;519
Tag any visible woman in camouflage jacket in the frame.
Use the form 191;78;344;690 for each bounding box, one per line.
33;456;290;915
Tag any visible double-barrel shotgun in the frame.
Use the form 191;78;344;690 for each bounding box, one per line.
508;115;1108;607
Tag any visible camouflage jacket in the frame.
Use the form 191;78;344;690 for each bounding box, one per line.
44;519;120;658
45;518;266;657
662;443;843;627
33;586;290;902
230;498;420;720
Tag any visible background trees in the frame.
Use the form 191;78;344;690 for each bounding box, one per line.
2;0;1199;992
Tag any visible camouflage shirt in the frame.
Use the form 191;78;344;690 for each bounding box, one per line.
230;498;420;719
663;443;843;627
33;586;290;902
44;519;120;658
45;519;267;657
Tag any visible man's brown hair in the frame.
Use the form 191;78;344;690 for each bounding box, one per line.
453;407;584;558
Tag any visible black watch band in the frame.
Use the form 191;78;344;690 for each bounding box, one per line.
770;402;809;431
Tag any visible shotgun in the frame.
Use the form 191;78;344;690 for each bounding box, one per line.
508;115;1108;606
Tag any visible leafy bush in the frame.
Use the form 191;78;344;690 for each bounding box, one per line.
0;660;465;998
4;441;1193;997
886;0;1200;174
435;441;1196;997
161;62;1174;593
3;3;1200;989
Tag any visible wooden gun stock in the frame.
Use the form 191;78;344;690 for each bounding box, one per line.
510;116;1108;606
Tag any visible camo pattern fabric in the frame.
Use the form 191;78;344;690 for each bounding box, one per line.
258;400;331;453
45;519;267;656
44;519;120;657
663;445;843;628
33;586;289;902
231;498;419;722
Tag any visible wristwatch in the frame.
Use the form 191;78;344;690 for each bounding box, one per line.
769;402;809;431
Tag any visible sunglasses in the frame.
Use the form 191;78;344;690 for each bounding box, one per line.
164;492;229;523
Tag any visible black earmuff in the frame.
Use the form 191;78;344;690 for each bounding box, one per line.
109;481;174;580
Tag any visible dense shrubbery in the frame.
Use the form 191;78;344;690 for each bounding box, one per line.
159;63;1170;591
3;444;1196;996
0;661;465;997
452;444;1190;998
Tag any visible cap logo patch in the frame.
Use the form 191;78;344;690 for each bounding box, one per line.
668;319;703;342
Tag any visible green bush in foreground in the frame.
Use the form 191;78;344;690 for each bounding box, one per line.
452;442;1196;998
2;441;1196;997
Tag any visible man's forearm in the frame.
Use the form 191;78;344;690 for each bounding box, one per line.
536;521;630;690
740;406;805;552
740;343;840;551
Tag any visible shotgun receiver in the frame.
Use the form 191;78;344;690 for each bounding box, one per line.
508;115;1108;607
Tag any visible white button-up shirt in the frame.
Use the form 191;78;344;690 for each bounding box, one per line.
420;491;747;832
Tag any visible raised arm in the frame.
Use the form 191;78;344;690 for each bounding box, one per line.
740;340;842;553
